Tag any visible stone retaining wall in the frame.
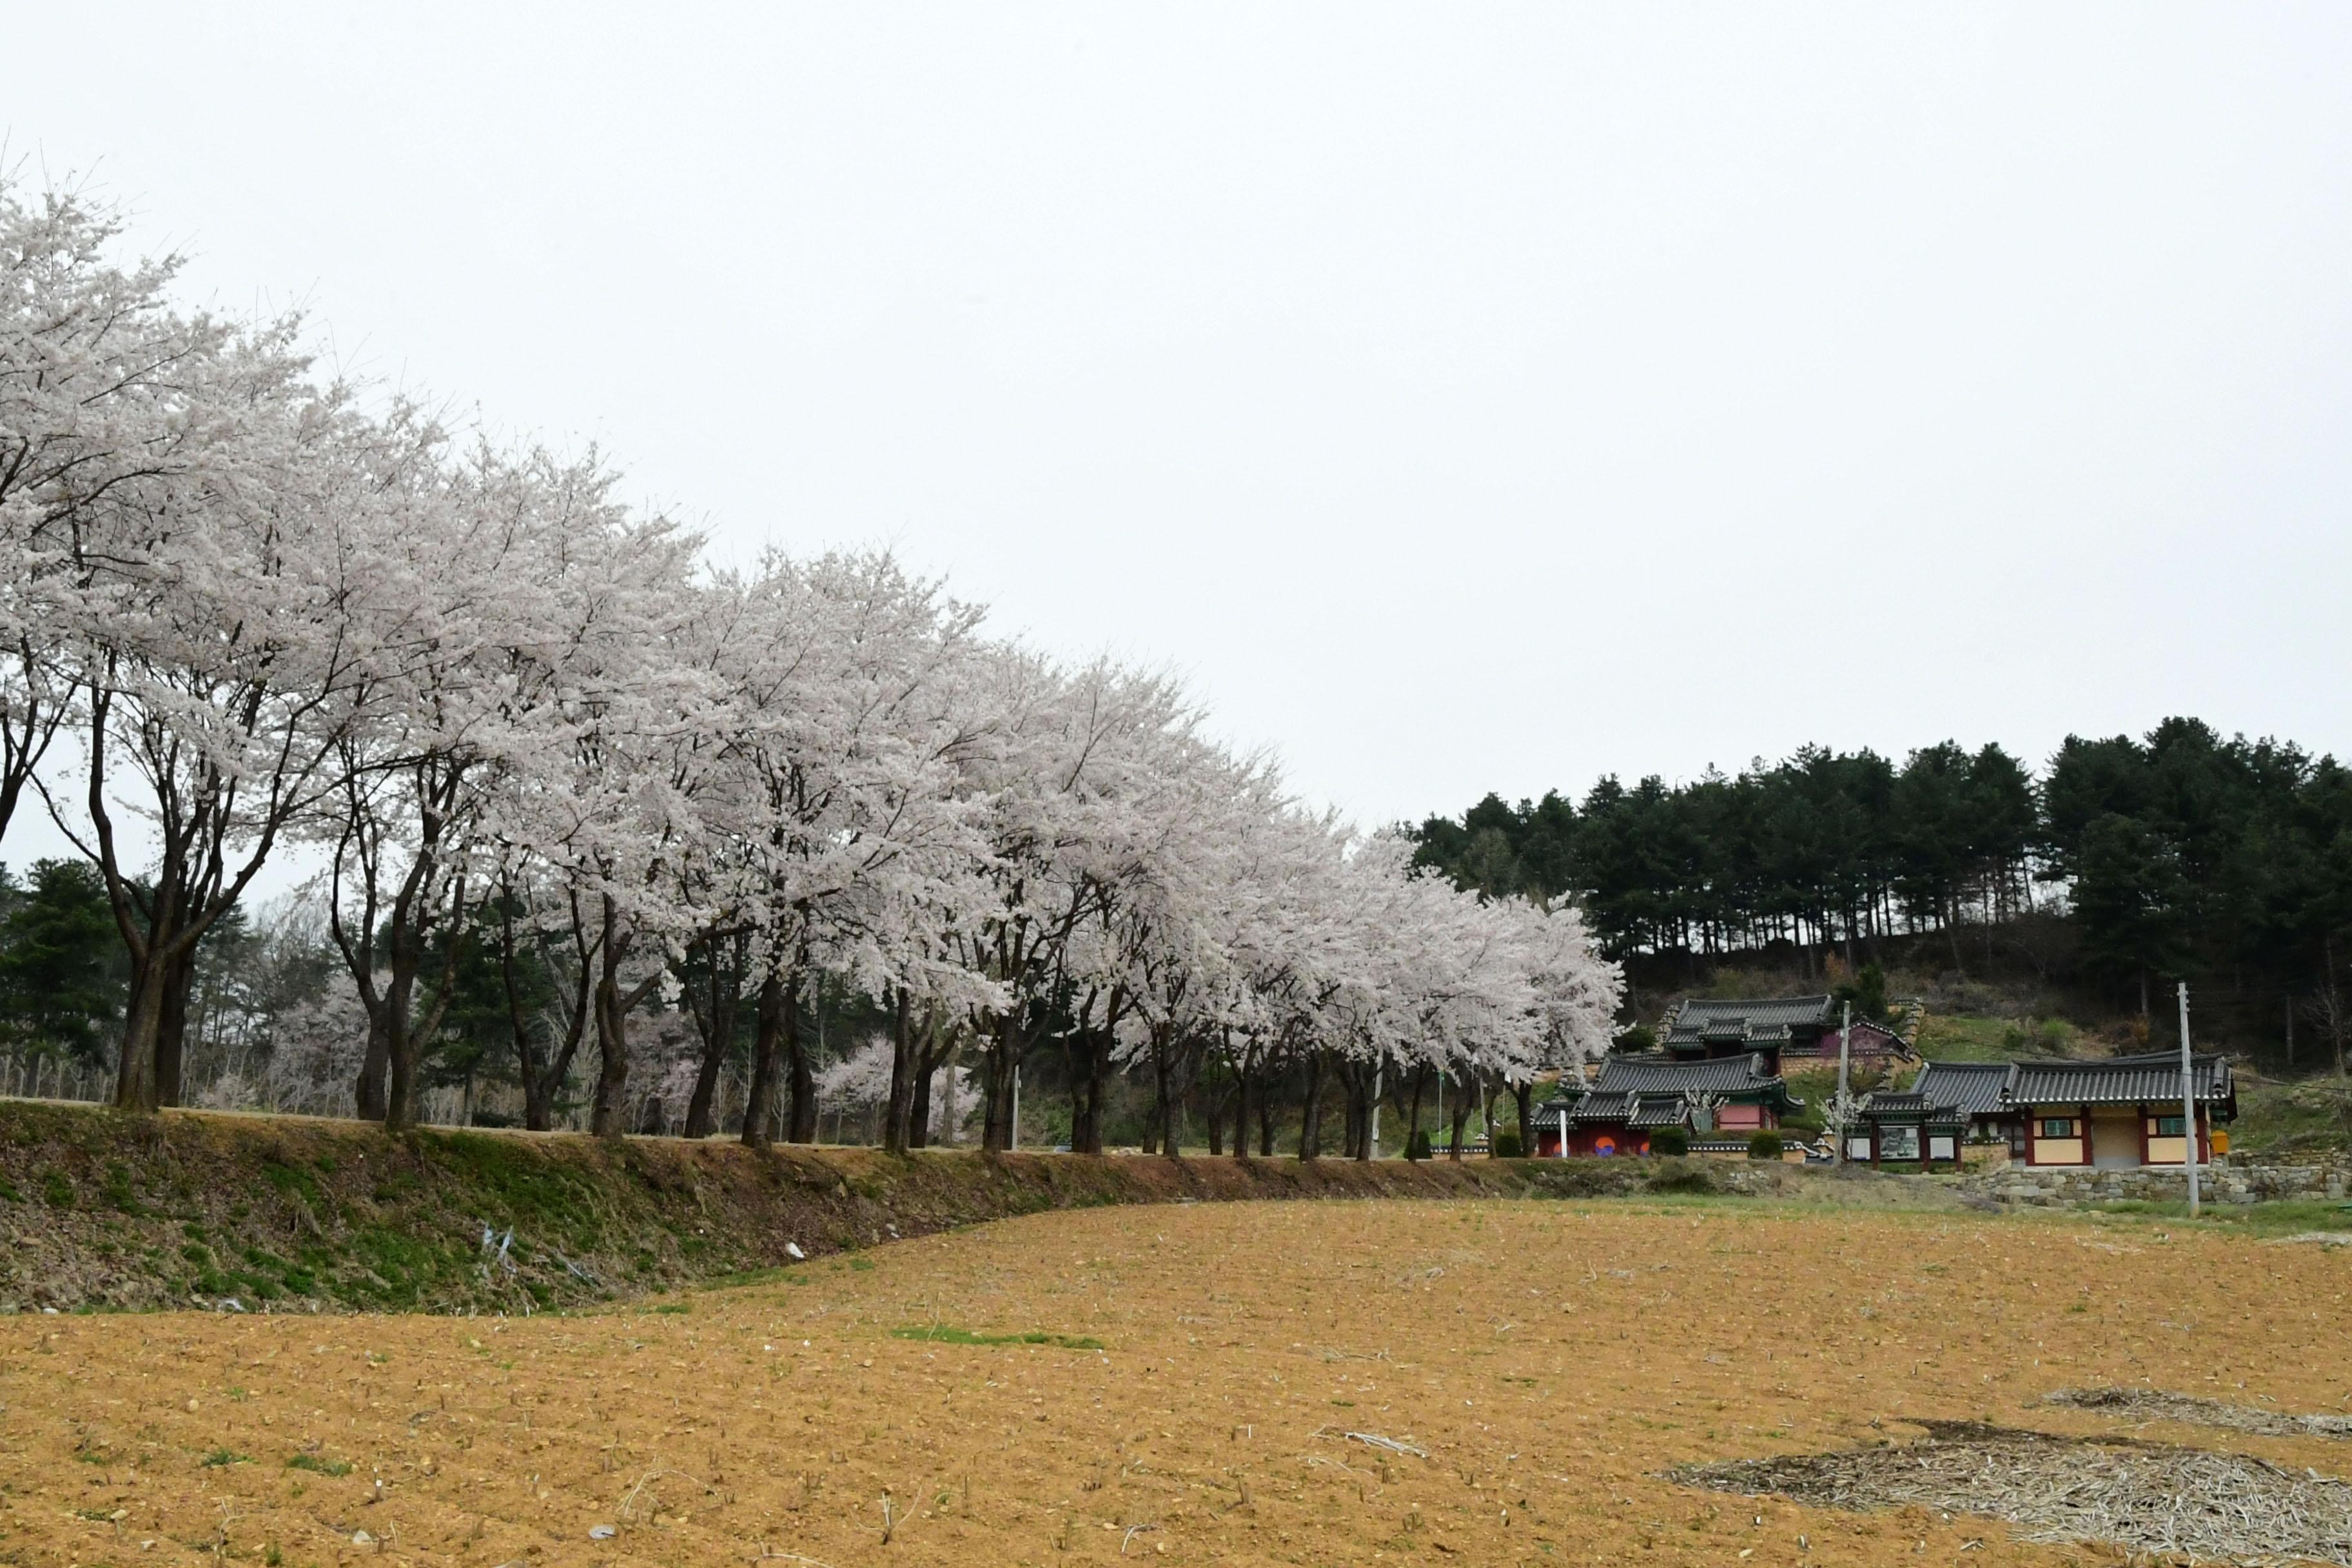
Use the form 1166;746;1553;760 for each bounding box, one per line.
1968;1157;2350;1208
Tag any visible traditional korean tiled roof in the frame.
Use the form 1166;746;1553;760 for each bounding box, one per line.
1857;1090;1961;1125
2004;1052;2234;1112
1663;994;1835;1050
1561;1090;1696;1128
1912;1061;2014;1120
1565;1052;1799;1125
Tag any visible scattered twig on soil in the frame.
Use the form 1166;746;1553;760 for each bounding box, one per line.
2046;1386;2352;1439
1672;1419;2352;1566
1121;1522;1158;1554
1312;1426;1428;1458
618;1466;701;1518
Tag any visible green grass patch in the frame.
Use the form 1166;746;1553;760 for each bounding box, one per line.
701;1266;810;1289
890;1325;1104;1350
200;1448;250;1467
2230;1077;2352;1157
2084;1197;2352;1235
285;1453;353;1476
1914;1012;2081;1063
259;1159;321;1206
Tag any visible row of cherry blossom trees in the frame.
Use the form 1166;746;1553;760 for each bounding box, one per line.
1;177;1622;1152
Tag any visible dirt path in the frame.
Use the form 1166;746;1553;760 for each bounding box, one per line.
4;1199;2346;1566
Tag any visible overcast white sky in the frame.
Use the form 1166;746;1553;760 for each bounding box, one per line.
8;4;2351;834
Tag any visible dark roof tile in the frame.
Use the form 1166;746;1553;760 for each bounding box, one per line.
2005;1052;2233;1109
1912;1061;2015;1119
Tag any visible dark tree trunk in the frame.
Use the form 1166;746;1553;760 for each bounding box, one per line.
1514;1080;1533;1146
1231;1064;1252;1160
1448;1073;1475;1161
741;971;790;1150
981;1016;1020;1153
682;938;745;1139
1338;1064;1364;1161
1298;1051;1326;1159
1154;1028;1181;1160
355;1008;391;1122
786;979;817;1142
1405;1064;1431;1153
589;967;629;1139
155;947;195;1107
113;947;171;1113
884;987;916;1155
908;1043;934;1149
381;968;421;1133
1066;1030;1102;1155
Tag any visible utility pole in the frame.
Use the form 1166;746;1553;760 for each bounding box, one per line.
1011;1064;1021;1153
2178;982;2199;1217
1834;1000;1852;1166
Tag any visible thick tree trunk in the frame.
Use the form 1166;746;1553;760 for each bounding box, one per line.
589;970;630;1139
155;948;195;1107
981;1017;1020;1153
381;970;423;1133
1231;1066;1252;1161
113;953;170;1113
741;972;789;1150
682;967;738;1140
786;983;817;1143
884;988;916;1155
355;1008;391;1122
1515;1081;1534;1147
909;1033;936;1150
1405;1064;1431;1154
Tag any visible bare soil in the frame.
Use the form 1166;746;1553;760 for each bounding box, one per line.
6;1197;2350;1567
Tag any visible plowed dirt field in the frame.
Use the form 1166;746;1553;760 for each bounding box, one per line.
4;1197;2346;1567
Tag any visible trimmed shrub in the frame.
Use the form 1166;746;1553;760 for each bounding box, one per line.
1747;1132;1784;1161
1649;1126;1689;1157
1491;1129;1524;1159
1404;1129;1433;1162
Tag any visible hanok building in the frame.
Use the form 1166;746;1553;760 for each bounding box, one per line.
2003;1052;2235;1169
1910;1061;2024;1154
1531;1052;1801;1157
1802;1017;1915;1071
1660;995;1838;1074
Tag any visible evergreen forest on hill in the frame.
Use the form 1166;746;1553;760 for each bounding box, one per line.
1411;718;2352;1066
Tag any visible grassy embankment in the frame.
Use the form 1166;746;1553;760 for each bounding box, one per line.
0;1099;1761;1315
